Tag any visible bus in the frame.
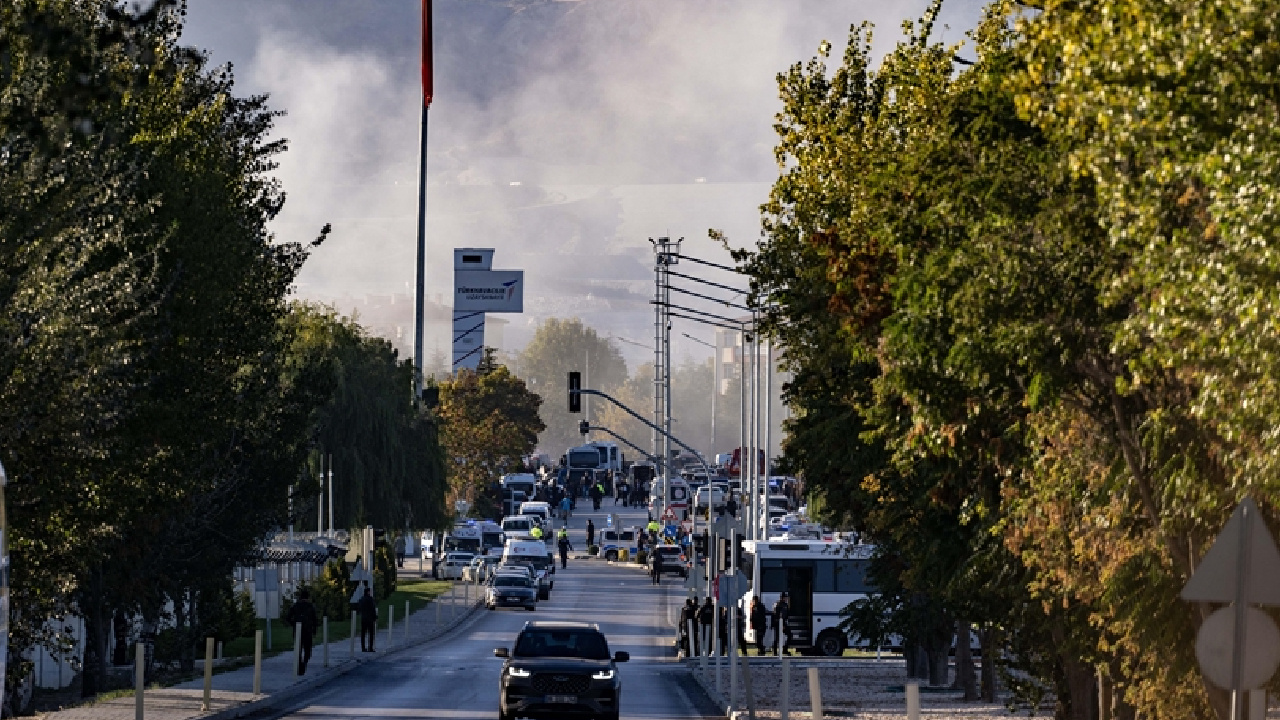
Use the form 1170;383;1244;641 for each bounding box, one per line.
738;540;877;656
501;473;538;516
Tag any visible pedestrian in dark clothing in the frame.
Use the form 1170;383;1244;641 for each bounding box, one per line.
718;606;730;655
286;588;319;674
357;587;378;652
586;519;595;547
679;598;700;656
750;596;767;655
725;494;739;518
651;550;663;585
557;529;572;569
773;593;792;655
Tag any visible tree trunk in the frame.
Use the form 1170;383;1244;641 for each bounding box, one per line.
978;626;997;702
953;620;977;700
80;566;108;697
905;639;928;679
112;610;130;666
1060;657;1097;720
1096;668;1112;720
928;647;949;687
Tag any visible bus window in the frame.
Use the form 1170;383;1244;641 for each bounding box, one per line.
812;559;835;593
760;560;787;593
835;559;872;593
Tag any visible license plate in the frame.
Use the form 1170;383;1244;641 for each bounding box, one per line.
545;695;577;704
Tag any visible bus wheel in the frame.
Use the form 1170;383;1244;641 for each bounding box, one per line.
815;631;846;657
605;550;618;561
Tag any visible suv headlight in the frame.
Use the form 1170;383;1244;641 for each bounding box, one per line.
508;667;531;678
592;669;615;680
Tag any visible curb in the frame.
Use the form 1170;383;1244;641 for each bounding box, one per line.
685;658;732;718
199;599;487;720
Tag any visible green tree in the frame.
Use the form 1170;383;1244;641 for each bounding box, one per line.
437;351;545;519
287;304;450;532
517;318;627;454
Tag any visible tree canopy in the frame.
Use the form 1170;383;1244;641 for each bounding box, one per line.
738;1;1280;718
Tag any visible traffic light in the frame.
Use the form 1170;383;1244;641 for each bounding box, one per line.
578;419;590;435
568;371;581;413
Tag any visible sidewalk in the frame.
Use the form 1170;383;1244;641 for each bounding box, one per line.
36;582;486;720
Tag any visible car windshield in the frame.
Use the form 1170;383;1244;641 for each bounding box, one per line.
494;576;531;588
514;629;610;660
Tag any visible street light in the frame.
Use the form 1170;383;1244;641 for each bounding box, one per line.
682;332;718;459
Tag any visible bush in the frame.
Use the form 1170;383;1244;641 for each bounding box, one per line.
374;544;397;597
587;545;599;556
635;550;648;565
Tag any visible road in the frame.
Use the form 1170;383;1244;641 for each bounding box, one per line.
277;502;723;720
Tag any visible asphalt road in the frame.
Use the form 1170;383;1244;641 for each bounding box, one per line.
278;503;723;720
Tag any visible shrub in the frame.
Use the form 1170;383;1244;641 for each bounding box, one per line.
587;545;599;556
635;550;648;565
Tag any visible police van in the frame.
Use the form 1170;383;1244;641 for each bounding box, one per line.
501;539;555;600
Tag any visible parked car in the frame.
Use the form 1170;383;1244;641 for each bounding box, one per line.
646;544;688;578
495;622;628;720
439;552;475;580
463;555;500;583
486;574;538;611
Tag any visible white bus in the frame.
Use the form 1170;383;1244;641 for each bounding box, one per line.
739;540;877;656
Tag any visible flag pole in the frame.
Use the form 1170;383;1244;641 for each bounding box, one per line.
413;0;434;399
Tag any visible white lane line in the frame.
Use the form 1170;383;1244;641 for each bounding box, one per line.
293;709;491;718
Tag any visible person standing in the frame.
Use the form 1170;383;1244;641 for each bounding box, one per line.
287;588;319;674
772;592;792;655
586;518;595;548
357;587;378;652
749;596;767;655
679;598;699;656
699;596;714;656
556;527;572;568
725;493;739;519
736;605;748;655
651;548;664;585
559;495;572;520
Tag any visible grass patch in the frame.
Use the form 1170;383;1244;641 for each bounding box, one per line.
222;580;454;658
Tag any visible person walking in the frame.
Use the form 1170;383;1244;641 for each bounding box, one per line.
725;493;739;519
749;596;767;655
650;548;664;585
559;495;572;520
286;588;319;674
357;587;378;652
586;518;595;548
530;524;543;540
699;596;714;656
556;527;572;569
772;592;792;655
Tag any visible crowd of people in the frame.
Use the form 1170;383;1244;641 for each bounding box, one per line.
676;593;793;657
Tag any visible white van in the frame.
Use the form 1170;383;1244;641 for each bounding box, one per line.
501;515;538;540
501;539;554;599
518;500;551;524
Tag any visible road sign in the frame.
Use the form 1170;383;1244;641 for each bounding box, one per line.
717;572;746;604
1182;498;1280;604
1182;497;1280;698
663;507;677;522
1195;605;1280;690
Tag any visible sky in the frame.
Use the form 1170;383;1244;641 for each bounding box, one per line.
179;0;988;368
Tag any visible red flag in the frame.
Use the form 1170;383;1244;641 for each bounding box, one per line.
422;0;434;106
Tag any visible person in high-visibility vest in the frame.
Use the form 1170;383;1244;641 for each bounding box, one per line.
646;519;660;545
530;525;543;540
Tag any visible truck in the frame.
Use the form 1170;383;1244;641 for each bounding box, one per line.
501;473;539;517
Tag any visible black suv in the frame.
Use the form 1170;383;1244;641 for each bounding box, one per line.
494;621;628;720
